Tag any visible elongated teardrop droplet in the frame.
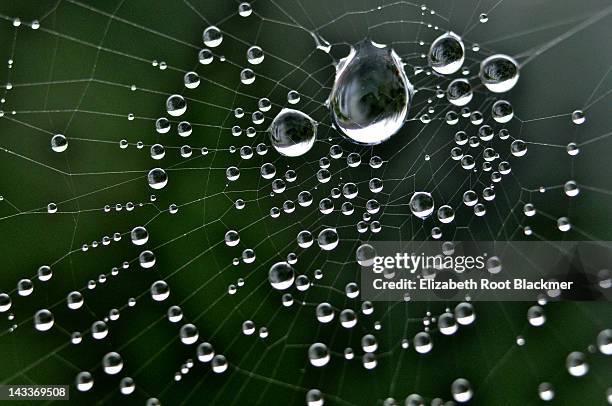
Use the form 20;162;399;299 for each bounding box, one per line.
329;39;413;145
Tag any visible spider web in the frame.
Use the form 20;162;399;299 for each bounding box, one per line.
0;0;611;405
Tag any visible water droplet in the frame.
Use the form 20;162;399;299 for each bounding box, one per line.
316;303;334;323
356;244;376;266
564;180;580;197
17;279;33;296
67;291;84;309
246;46;264;64
480;54;520;93
317;228;339;250
226;166;240;181
166;94;186;117
455;302;475;325
308;342;330;367
212;354;228;373
566;351;588;376
297;230;313;248
527;305;545;326
557;217;571;232
305;389;324;406
238;3;252;17
268;262;295;290
538;382;554;401
76;371;94;392
131;226;149;245
203;26;223;47
180;323;199;345
150;281;170;301
0;293;11;312
199;49;213;64
197;342;215;362
329;39;413;145
451;378;473;403
120;377;135;395
438;313;458;335
33;309;54;331
51;134;68;152
150;144;165;159
510;140;527;157
571;110;585;125
492;100;513;123
597;329;612;355
269;108;317;157
102;352;123;375
167;305;183;323
240;68;255;84
37;265;52;282
414;332;432;354
409;192;434;219
287;90;301;104
184;72;200;89
148;168;168;189
224;230;240;246
428;32;465;75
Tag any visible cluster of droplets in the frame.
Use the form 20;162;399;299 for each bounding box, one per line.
2;2;606;405
1;221;233;403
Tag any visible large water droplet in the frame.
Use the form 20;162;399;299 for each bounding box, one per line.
446;79;473;106
102;352;123;375
329;39;413;145
212;354;228;373
67;291;84;309
268;262;295;290
409;192;434;219
566;351;589;376
479;54;520;93
180;323;199;345
197;342;215;362
317;228;339;250
538;383;554;401
166;94;186;117
269;108;317;157
131;226;149;245
451;378;473;403
492;100;514;123
33;309;54;331
308;342;330;367
203;26;223;47
414;331;433;354
238;3;252;17
428;32;465;75
356;244;376;266
150;280;170;301
246;46;264;64
147;168;168;189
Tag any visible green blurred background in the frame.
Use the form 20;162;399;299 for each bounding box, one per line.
0;0;611;404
